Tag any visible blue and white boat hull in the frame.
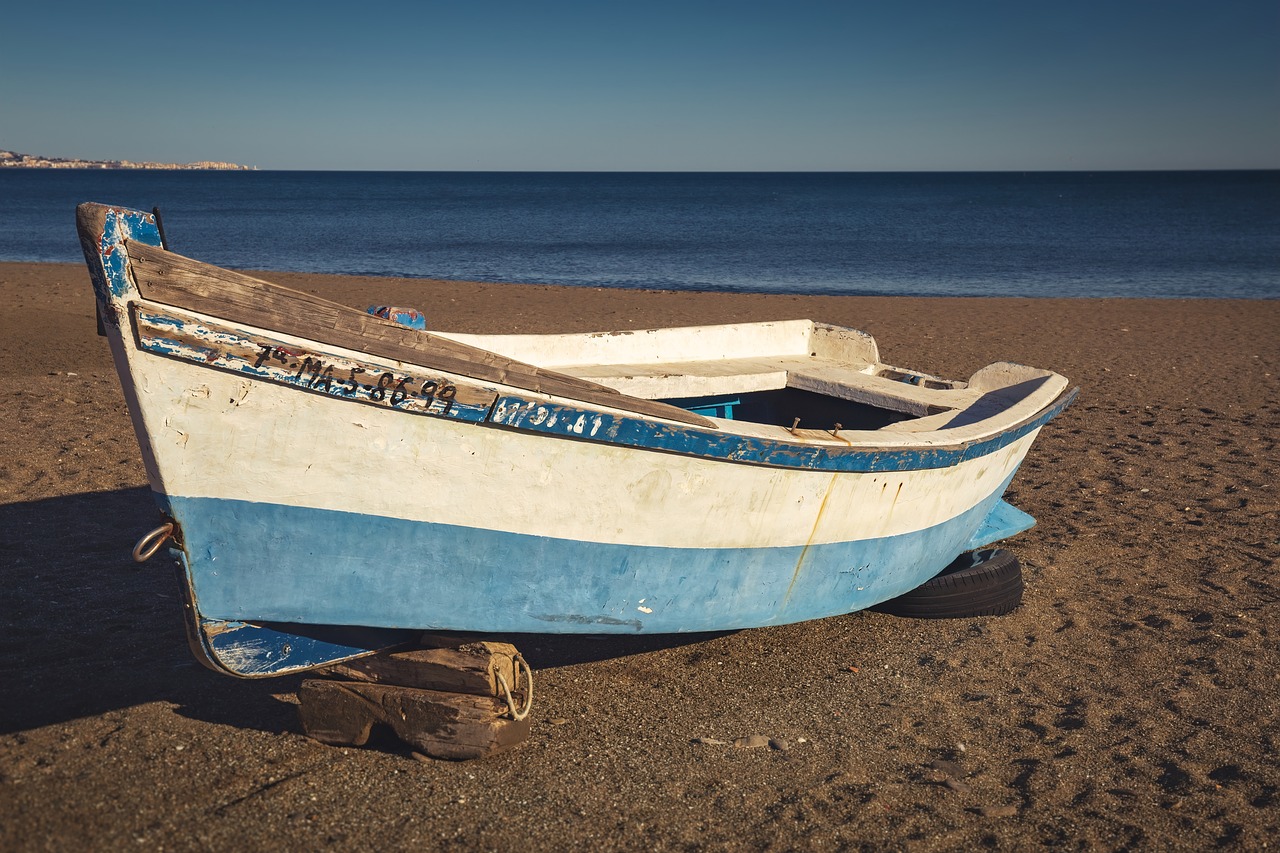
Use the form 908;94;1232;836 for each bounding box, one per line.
78;203;1074;677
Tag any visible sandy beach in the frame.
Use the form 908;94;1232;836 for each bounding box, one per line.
1;260;1276;850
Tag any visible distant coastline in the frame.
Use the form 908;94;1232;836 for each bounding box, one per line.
0;148;253;171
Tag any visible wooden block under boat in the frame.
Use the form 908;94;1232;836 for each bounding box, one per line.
298;679;530;761
319;642;520;697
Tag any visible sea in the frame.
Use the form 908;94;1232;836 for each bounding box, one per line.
2;170;1276;299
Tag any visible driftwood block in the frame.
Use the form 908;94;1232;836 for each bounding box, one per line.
320;641;519;696
298;679;530;761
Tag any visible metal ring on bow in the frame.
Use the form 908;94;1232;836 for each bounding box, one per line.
132;522;175;563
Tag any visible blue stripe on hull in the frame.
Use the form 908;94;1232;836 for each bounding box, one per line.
491;389;1077;473
168;472;1018;634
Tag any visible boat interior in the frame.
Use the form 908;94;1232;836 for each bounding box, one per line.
441;320;1071;444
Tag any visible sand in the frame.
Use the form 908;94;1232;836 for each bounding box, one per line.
1;260;1277;850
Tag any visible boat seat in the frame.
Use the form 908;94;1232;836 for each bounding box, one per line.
561;354;979;416
562;355;1067;432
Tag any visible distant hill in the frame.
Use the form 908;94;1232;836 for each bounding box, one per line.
0;149;253;170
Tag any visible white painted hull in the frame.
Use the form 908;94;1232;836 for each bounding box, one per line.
77;204;1074;675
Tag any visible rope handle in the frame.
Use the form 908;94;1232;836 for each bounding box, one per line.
495;654;534;721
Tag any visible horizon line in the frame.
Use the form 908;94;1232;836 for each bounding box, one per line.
5;166;1279;174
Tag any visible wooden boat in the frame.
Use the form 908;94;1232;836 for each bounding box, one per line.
78;203;1076;678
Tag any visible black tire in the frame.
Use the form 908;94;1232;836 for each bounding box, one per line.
870;548;1023;619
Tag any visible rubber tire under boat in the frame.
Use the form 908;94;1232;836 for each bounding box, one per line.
871;548;1023;619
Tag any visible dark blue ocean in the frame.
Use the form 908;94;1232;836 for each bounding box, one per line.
2;170;1276;298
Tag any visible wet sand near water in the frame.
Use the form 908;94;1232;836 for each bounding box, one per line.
1;261;1277;850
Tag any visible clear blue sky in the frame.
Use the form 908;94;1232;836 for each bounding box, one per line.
2;0;1276;170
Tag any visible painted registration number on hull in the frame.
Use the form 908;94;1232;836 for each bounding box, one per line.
131;303;499;421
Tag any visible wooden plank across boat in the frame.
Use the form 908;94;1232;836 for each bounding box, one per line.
78;203;1076;679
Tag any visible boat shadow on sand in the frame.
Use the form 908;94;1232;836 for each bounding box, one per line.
0;487;727;736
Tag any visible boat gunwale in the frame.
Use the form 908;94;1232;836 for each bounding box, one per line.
486;386;1078;473
121;236;717;428
81;201;1077;475
129;294;1078;473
